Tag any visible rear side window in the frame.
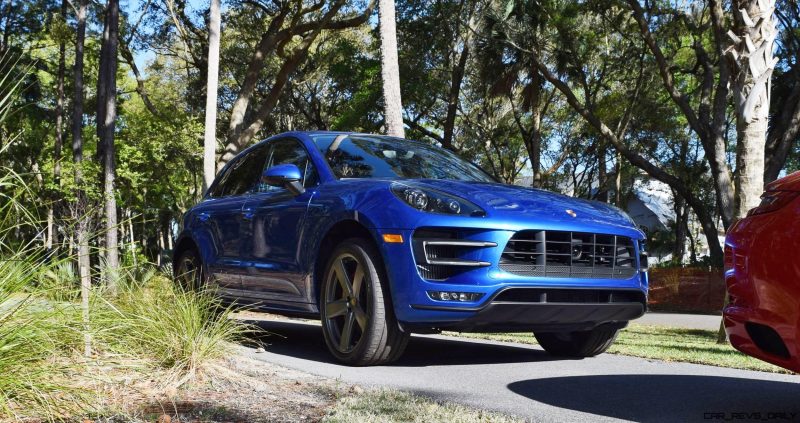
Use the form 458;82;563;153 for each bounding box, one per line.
210;144;270;197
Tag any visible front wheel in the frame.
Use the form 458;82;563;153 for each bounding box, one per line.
320;238;409;366
534;324;621;357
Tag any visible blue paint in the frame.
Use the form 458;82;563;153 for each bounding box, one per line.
175;131;648;327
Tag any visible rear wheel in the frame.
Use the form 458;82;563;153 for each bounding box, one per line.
174;248;204;291
320;238;409;366
534;324;621;357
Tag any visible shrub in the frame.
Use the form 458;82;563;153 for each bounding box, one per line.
97;274;252;382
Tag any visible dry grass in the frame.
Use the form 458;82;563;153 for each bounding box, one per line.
323;388;522;423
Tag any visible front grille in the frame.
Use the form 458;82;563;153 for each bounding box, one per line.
500;230;638;279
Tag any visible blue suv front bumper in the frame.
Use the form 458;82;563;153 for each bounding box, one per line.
374;226;648;332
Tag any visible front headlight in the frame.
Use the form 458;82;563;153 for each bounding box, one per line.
390;183;486;216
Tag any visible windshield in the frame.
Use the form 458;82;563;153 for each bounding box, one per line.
311;134;496;182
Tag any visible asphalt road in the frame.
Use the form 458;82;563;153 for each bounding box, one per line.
244;318;800;422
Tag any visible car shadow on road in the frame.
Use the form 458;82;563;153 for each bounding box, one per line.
508;374;800;422
243;318;574;367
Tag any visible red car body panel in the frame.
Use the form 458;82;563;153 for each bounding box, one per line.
723;171;800;373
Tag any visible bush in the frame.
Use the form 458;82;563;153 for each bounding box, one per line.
0;256;86;420
96;274;251;381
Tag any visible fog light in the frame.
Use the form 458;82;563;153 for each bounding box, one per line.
427;291;483;302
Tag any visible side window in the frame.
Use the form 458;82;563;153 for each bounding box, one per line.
207;165;232;198
260;138;319;192
220;144;270;197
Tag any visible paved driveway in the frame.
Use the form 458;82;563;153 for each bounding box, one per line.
245;319;800;422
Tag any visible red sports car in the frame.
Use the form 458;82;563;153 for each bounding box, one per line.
724;171;800;373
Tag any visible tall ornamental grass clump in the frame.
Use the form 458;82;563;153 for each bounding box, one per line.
0;253;87;419
96;273;251;382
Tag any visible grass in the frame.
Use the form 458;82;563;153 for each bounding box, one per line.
0;256;88;420
324;388;522;423
96;274;253;381
446;324;792;374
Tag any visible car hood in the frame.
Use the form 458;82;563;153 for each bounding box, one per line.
408;179;639;232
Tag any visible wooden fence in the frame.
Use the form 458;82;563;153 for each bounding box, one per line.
647;267;725;314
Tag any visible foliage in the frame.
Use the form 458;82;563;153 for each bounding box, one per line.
95;274;251;378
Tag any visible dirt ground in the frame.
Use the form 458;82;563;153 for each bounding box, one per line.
89;346;345;423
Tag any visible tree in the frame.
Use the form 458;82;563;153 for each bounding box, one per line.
378;0;404;137
729;0;778;218
203;0;221;192
97;0;121;292
46;0;68;251
487;1;727;263
220;0;377;167
70;0;91;356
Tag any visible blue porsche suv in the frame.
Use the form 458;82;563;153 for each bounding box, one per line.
174;131;648;365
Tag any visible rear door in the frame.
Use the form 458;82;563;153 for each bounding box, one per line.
202;143;270;292
240;137;319;308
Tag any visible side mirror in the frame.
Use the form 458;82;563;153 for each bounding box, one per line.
262;164;305;195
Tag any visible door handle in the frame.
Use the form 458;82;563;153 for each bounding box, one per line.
197;212;211;222
242;208;255;220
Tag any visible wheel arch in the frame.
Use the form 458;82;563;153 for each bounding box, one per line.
172;234;200;275
312;219;384;307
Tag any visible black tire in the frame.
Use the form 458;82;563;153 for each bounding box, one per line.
320;238;410;366
174;248;205;292
534;324;621;357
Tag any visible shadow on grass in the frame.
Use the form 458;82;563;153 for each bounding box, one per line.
240;318;576;367
508;374;800;422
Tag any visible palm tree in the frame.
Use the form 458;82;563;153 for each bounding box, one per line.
730;0;777;218
378;0;404;138
203;0;221;191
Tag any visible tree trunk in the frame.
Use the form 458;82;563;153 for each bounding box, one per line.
128;210;137;268
597;142;608;202
97;0;120;292
730;1;776;220
71;0;91;357
672;196;687;265
529;105;543;188
378;0;404;138
203;0;221;192
614;150;622;206
47;0;68;251
442;44;469;150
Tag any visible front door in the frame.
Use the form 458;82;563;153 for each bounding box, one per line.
240;137;320;308
203;143;271;293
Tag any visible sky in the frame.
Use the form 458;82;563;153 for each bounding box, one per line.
124;0;210;74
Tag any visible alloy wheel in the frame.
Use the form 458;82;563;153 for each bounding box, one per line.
323;253;370;353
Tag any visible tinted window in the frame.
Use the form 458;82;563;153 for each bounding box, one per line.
207;165;231;198
311;134;495;182
216;144;270;197
259;138;319;192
